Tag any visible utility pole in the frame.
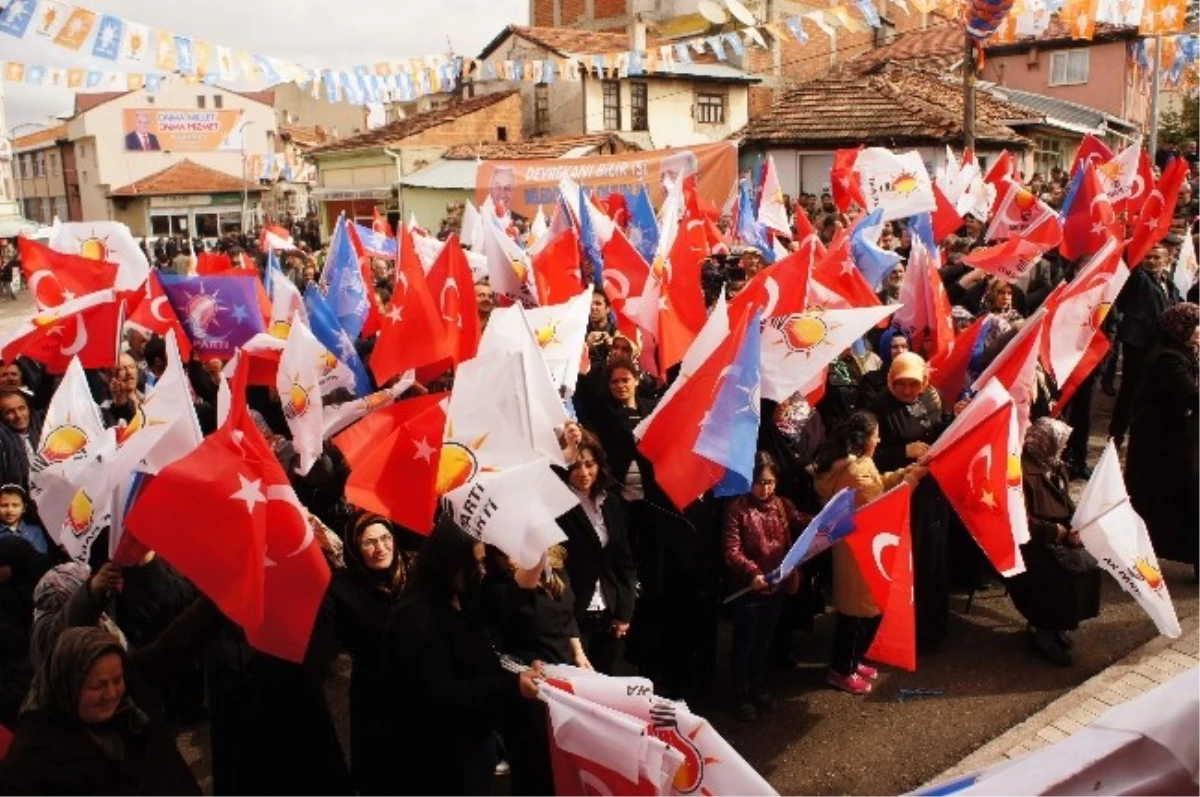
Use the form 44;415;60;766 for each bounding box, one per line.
1147;34;1163;159
963;32;977;152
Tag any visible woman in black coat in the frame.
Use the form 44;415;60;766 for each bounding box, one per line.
1007;419;1101;666
327;513;405;796
555;433;638;675
381;520;540;796
0;600;221;795
1126;303;1200;571
867;352;954;650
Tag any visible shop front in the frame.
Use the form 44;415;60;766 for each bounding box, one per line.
146;193;249;239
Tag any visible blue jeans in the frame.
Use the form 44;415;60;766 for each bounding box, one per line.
730;591;785;693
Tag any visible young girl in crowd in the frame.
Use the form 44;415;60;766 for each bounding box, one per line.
812;411;927;695
722;451;810;721
0;485;49;557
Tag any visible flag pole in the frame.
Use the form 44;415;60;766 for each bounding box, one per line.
1148;34;1163;160
963;32;977;153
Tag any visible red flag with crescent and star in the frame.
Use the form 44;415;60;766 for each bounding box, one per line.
1;290;123;374
1125;156;1189;268
125;272;192;360
17;237;117;310
844;482;916;672
419;234;480;382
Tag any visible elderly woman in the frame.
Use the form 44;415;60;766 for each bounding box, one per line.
0;603;221;794
1125;303;1200;575
30;562;126;673
867;352;954;650
1007;419;1102;666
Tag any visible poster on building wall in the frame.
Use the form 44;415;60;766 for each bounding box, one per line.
122;108;245;152
475;141;738;220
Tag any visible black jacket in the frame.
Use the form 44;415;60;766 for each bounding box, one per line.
556;490;638;623
1117;268;1180;348
0;410;45;494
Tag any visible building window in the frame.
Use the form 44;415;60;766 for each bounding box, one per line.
1034;136;1066;176
213;94;223;109
631;82;648;132
49;152;59;177
602;80;621;131
19;154;31;179
34;153;45;177
197;95;207;109
695;92;726;125
535;83;550;135
77;143;86;160
53;196;67;221
81;170;88;184
1049;49;1089;86
497;126;508;142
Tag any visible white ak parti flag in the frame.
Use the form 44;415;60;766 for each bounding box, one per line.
278;315;326;476
856;148;937;222
1072;441;1181;638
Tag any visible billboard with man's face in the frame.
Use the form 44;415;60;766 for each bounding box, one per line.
475;141;737;219
122;108;245;152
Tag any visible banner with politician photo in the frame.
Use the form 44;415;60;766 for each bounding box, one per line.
475;141;738;220
122;107;245;152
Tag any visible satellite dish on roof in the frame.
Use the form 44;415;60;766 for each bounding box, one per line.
698;0;730;24
655;12;712;37
724;0;759;26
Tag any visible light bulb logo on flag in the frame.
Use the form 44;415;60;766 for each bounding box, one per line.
40;424;89;464
773;312;840;358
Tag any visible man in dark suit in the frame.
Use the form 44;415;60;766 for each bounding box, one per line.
1109;243;1181;446
125;111;161;151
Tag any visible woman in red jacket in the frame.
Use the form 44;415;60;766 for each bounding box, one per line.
722;451;810;722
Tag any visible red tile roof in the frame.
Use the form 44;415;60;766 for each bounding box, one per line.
736;68;1036;147
109;159;265;196
481;25;653;59
307;90;520;156
441;133;640;160
278;124;327;148
14;124;67;151
854;18;1137;73
72;88;274;117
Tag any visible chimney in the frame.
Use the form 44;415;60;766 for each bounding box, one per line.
629;14;647;54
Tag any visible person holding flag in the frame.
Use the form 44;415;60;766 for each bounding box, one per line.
812;411;927;694
722;451;811;722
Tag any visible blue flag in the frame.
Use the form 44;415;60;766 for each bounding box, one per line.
304;285;372;396
352;222;398;259
174;36;195;75
736;180;775;263
766;488;858;585
91;15;123;60
628;185;659;264
160;275;265;360
320;217;371;340
0;0;35;38
694;313;762;497
850;207;902;291
1058;166;1085;225
908;211;938;256
578;187;604;289
264;249;281;295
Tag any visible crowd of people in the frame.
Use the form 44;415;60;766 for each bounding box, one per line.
0;146;1196;796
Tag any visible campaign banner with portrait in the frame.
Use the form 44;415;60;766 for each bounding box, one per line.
475;141;737;220
122;108;245;152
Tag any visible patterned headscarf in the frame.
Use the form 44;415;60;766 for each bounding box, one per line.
1158;302;1199;357
1023;417;1073;470
30;563;126;675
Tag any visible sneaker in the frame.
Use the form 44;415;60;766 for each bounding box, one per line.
735;697;758;722
751;689;777;713
494;760;511;777
1054;630;1074;649
856;663;879;681
827;669;872;695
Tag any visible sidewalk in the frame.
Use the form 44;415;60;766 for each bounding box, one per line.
924;612;1200;788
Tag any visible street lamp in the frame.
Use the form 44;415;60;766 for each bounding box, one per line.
7;122;43;219
240;119;255;234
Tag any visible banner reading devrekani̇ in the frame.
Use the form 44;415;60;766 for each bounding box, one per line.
476;141;737;220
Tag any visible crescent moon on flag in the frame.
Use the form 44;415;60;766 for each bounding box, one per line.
150;296;170;323
1089;193;1111;217
27;271;61;308
603;270;631;301
969;445;992;494
59;315;89;357
1126;174;1144;201
263;484;313;566
440;278;461;327
761;276;780;318
395;269;409;298
872;532;900;580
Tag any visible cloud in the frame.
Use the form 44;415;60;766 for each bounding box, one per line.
4;0;526;124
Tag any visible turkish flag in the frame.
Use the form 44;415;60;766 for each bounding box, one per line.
417;234;480;384
926;397;1025;576
971;308;1047;440
730;245;811;321
1052;329;1110;415
1040;237;1128;384
2;290;123;374
371;207;393;238
983;150;1015;190
1061;161;1121;262
1070;133;1114;176
831;148;867;212
1118;149;1156;220
600;226;651;317
371;225;453;385
812;232;882;310
931;182;964;243
657;214;709;372
531;227;585;306
962;237;1049;282
125;272;193;361
18;237;117;310
928;313;988;407
844;482;916;672
336;392;447;533
1126;156;1190;267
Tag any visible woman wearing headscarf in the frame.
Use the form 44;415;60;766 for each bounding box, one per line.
381;520;541;795
858;327;910;409
1125;302;1200;575
867;352;954;650
1008;418;1102;666
0;598;222;794
327;513;406;795
29;562;127;674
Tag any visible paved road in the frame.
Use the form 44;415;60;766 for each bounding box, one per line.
4;290;1193;795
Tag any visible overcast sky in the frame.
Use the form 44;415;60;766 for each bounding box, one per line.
3;0;527;127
